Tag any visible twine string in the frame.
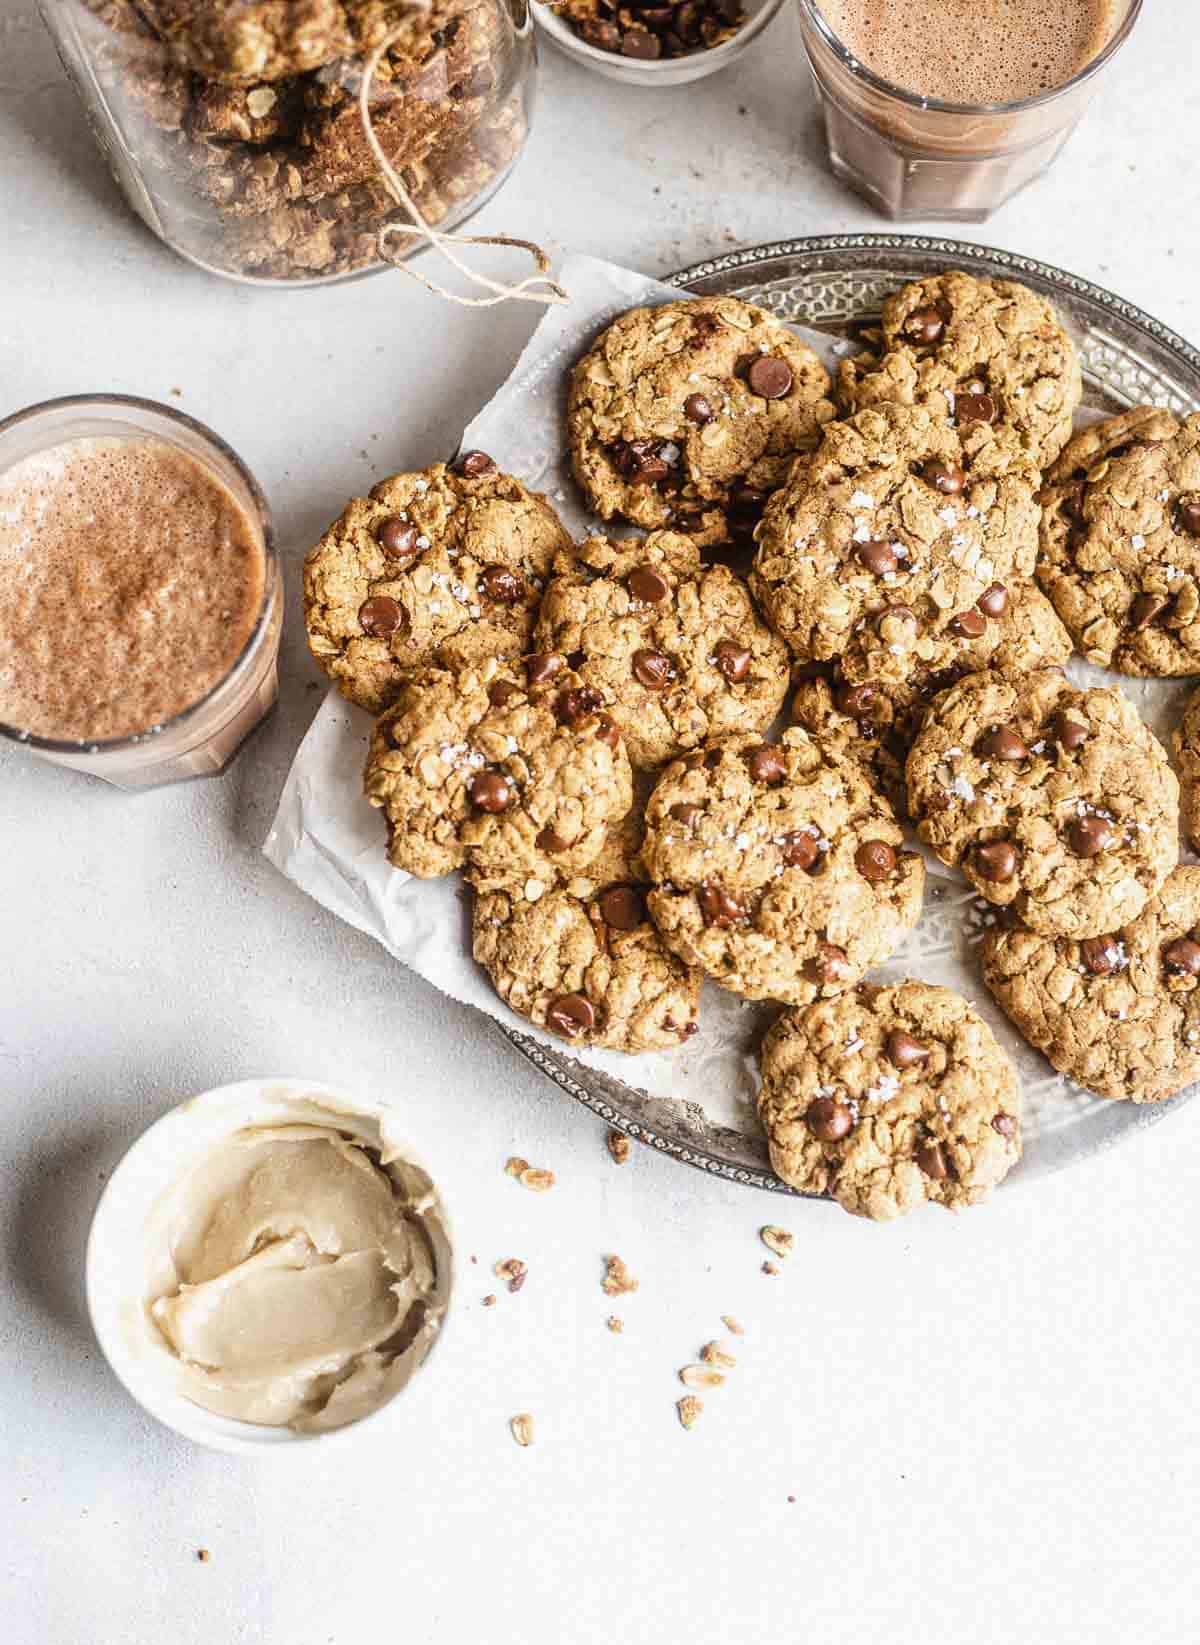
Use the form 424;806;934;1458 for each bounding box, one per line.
357;22;569;309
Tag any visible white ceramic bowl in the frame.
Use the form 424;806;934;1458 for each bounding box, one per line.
85;1077;454;1455
534;0;784;87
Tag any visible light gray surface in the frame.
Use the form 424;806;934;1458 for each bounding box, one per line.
2;4;1198;1642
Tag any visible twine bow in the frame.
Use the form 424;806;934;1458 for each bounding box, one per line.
357;18;569;308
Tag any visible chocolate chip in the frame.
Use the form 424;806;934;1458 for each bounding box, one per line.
806;1095;854;1142
612;437;676;482
807;942;851;985
621;28;661;58
468;771;510;812
594;714;621;748
855;839;896;882
857;539;898;576
1176;494;1200;536
780;831;820;870
886;1031;930;1069
632;648;672;689
975;840;1018;882
904;306;946;345
1164;937;1200;976
916;1140;949;1180
698;884;742;927
670;802;702;827
358;595;402;637
1068;814;1113;858
487;679;521;707
1080;935;1125;975
454;450;495;477
1054;713;1089;751
923;461;966;495
955;391;997;425
628;566;670;604
636;5;675;23
747;356;793;399
555;685;606;725
683;393;715;425
979;727;1029;761
479;565;525;604
949;609;987;638
526;651;565;686
837;682;878;719
712;640;750;682
977;583;1009;618
991;1112;1018;1139
376;516;418;560
1130;592;1169;630
745;744;787;785
596;885;645;931
546;992;596;1037
727;487;765;540
535;825;571;853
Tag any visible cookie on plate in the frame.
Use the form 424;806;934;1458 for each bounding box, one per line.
837;269;1081;470
640;730;924;1006
1037;407;1200;674
532;530;791;770
470;814;702;1053
751;403;1041;688
305;456;571;714
790;583;1073;817
982;868;1200;1104
907;668;1178;938
567;296;836;547
364;656;632;878
758;981;1022;1221
1174;685;1200;855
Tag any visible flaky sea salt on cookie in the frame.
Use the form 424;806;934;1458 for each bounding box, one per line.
906;667;1178;939
364;656;632;879
982;868;1200;1105
758;980;1022;1222
533;529;790;770
304;454;571;714
640;729;923;1006
750;402;1040;684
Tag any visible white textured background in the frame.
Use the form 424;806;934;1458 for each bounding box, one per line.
2;4;1199;1642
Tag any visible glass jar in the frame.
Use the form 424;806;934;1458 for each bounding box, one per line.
36;0;536;285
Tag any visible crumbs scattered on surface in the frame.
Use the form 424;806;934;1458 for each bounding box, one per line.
506;1156;556;1192
494;1257;528;1293
762;1261;780;1276
606;1315;624;1334
721;1315;744;1336
677;1396;704;1431
482;1293;497;1307
606;1128;631;1165
602;1254;639;1296
510;1413;534;1448
195;1549;210;1563
759;1225;793;1259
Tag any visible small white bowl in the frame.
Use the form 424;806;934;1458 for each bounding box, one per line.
534;0;784;87
86;1077;454;1455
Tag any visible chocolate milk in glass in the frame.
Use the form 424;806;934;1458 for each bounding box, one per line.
797;0;1141;219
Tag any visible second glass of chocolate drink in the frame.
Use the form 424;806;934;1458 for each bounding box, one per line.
796;0;1143;220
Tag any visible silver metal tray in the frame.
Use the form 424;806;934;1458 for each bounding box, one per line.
498;234;1200;1196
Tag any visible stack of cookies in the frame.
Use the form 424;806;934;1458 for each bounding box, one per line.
303;271;1200;1222
79;0;524;280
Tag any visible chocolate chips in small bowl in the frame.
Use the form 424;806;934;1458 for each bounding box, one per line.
539;0;782;84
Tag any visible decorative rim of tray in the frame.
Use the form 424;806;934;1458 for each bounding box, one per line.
495;232;1200;1197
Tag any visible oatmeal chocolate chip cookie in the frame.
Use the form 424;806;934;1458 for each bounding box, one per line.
750;403;1041;688
532;530;790;771
1175;685;1200;855
1037;407;1200;675
907;668;1178;939
640;730;924;1005
364;657;633;878
838;269;1082;470
758;981;1021;1221
982;868;1200;1104
470;815;702;1052
790;583;1073;817
791;581;1074;817
568;297;836;548
305;458;571;713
